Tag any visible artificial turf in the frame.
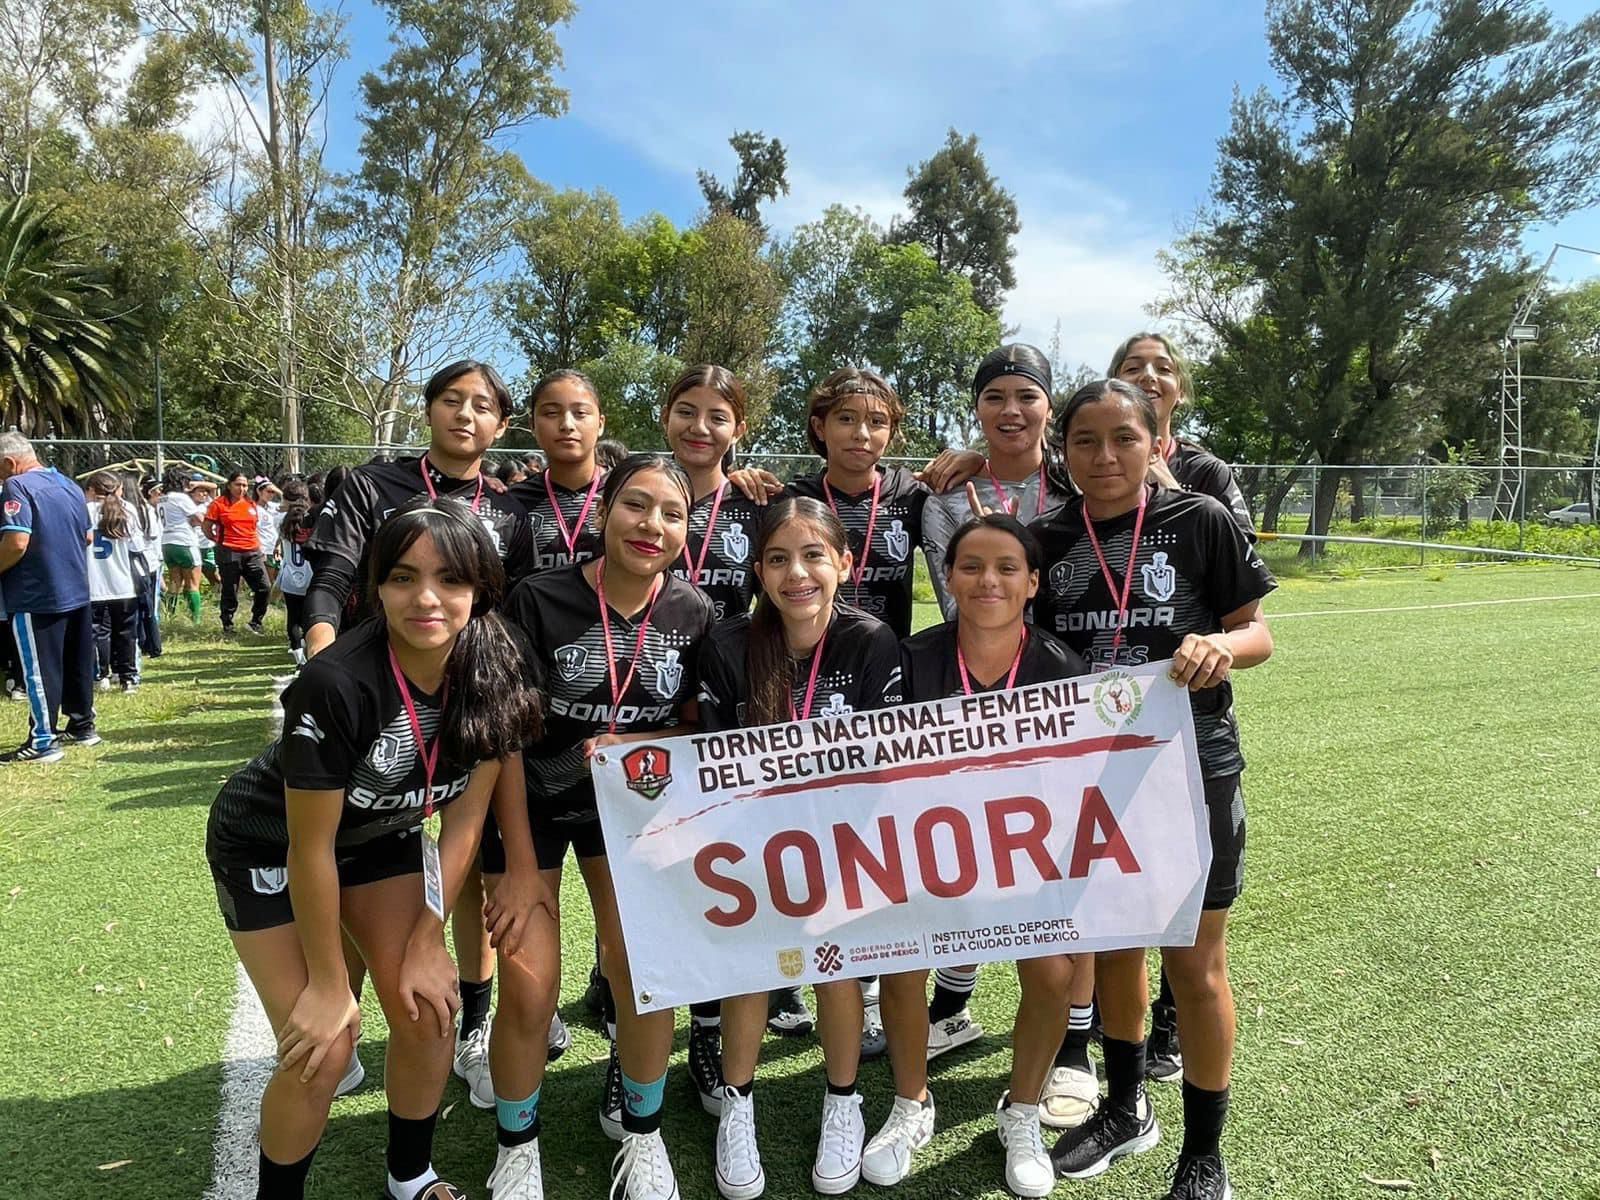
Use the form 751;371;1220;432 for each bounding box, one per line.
1;564;1596;1197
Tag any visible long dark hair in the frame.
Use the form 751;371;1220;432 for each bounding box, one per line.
121;470;154;538
745;497;850;728
367;498;542;761
86;471;129;539
280;479;313;533
425;359;513;420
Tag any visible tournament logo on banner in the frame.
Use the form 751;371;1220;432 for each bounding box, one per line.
593;662;1211;1013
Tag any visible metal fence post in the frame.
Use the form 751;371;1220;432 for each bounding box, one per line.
1419;465;1428;567
1307;466;1319;565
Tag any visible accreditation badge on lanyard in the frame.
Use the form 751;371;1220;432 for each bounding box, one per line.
389;645;450;920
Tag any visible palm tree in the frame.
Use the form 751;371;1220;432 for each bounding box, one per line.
0;193;144;436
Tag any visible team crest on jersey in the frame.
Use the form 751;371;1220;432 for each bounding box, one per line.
527;511;543;541
1049;560;1075;597
3;500;18;519
478;515;503;554
370;731;403;773
817;692;853;717
655;648;683;696
883;519;910;562
1141;551;1176;602
621;745;672;800
1093;671;1144;729
776;948;805;979
720;521;750;563
555;643;589;681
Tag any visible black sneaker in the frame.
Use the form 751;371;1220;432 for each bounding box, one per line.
247;621;265;635
599;1041;624;1140
688;1021;724;1115
582;957;610;1019
1163;1153;1232;1199
1050;1094;1159;1179
0;741;63;764
1147;1003;1183;1082
60;728;103;747
767;985;814;1036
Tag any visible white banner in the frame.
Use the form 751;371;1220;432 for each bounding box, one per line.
593;662;1211;1013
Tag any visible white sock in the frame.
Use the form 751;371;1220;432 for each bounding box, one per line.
860;977;880;1004
387;1166;438;1200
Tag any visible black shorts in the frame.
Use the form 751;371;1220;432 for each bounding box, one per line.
210;833;421;933
1201;773;1246;910
480;807;607;873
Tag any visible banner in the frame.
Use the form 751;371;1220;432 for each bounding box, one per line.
593;662;1211;1013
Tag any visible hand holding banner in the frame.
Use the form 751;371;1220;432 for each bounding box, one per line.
593;662;1211;1013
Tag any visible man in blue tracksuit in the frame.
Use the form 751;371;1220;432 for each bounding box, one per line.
0;431;98;762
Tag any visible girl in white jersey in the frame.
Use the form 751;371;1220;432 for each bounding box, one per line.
85;472;141;692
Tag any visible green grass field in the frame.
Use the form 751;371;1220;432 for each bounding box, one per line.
2;564;1598;1198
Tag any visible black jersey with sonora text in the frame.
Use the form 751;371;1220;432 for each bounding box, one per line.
670;483;762;623
308;455;535;596
899;621;1089;703
504;564;714;824
1169;439;1254;540
697;604;902;730
1029;486;1276;777
788;466;929;637
507;469;605;573
205;618;479;867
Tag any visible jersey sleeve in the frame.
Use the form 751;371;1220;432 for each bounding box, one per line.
1;479;34;535
307;470;376;567
860;622;903;708
502;578;548;666
696;636;742;731
1201;501;1277;617
920;495;959;622
1190;455;1255;540
277;666;371;790
502;511;536;594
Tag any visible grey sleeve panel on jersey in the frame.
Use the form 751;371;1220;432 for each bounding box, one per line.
921;492;962;622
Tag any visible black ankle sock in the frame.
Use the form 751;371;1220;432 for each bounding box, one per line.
601;976;617;1030
1180;1080;1229;1158
1056;1003;1095;1070
1102;1036;1146;1116
729;1078;755;1097
620;1104;664;1135
257;1145;317;1199
928;966;978;1022
826;1078;857;1096
458;978;492;1037
690;998;721;1027
386;1110;438;1182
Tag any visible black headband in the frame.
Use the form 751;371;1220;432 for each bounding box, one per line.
973;358;1051;399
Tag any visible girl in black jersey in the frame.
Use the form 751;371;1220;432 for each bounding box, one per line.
1032;380;1275;1200
662;364;762;623
497;454;715;1200
695;498;900;1200
869;515;1088;1199
508;369;608;572
205;500;540;1200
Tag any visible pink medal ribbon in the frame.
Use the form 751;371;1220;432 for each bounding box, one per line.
1080;488;1149;666
594;558;663;737
419;455;483;513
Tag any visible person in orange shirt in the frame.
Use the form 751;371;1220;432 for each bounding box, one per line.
204;469;271;635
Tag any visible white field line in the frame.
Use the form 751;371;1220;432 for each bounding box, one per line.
203;675;297;1200
1271;592;1600;619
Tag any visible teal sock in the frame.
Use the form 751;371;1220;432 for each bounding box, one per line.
620;1069;666;1134
495;1087;540;1148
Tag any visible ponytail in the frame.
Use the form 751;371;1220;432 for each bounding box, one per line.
441;610;544;764
87;471;129;540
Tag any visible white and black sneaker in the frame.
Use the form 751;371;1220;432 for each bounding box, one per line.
1049;1092;1159;1179
926;1007;983;1060
453;1012;494;1109
1163;1153;1232;1200
487;1138;544;1200
547;1010;572;1062
1147;1004;1183;1083
995;1093;1053;1198
0;740;63;764
689;1022;725;1116
767;986;814;1037
60;728;102;746
714;1087;764;1199
600;1042;625;1140
861;1092;935;1186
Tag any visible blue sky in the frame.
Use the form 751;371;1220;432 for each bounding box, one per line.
260;0;1600;370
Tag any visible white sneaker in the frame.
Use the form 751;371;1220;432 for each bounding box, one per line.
547;1010;571;1061
334;1048;365;1097
487;1138;543;1199
610;1130;679;1200
996;1094;1053;1198
861;1092;935;1186
812;1091;865;1195
453;1012;494;1109
926;1008;983;1060
1040;1061;1100;1130
713;1087;764;1199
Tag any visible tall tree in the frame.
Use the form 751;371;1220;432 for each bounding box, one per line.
1162;0;1600;548
697;129;789;233
892;128;1019;314
330;0;572;441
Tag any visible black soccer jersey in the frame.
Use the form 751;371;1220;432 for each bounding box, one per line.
670;482;762;623
308;455;535;593
503;564;714;824
1029;486;1276;777
697;604;902;730
788;466;929;637
507;468;605;573
206;619;480;867
899;621;1089;702
1168;439;1254;539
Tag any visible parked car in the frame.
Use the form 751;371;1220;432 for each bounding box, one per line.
1545;501;1593;525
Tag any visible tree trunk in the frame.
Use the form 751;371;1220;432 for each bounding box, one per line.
1260;468;1303;533
260;0;302;471
1298;466;1342;560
